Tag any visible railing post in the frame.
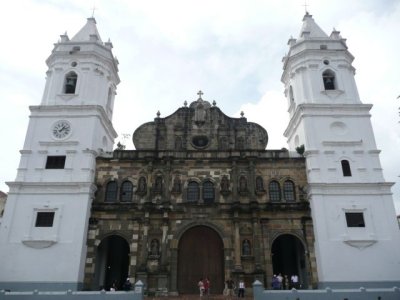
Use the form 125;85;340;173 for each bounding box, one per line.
135;280;144;300
252;280;264;300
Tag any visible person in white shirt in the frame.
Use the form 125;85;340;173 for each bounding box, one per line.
238;280;245;297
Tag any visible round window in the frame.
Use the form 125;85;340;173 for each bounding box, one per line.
192;136;209;148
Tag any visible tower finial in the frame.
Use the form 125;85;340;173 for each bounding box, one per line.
91;4;97;18
302;0;309;14
197;90;204;100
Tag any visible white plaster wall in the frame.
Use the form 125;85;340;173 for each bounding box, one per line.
0;190;92;282
310;193;400;282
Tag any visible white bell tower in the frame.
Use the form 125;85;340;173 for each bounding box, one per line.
0;18;119;291
283;13;400;288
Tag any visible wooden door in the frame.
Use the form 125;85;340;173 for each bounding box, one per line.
178;226;224;294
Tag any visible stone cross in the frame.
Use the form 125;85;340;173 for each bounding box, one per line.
197;90;204;99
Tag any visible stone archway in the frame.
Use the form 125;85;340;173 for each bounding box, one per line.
177;226;224;294
94;235;130;290
271;234;308;288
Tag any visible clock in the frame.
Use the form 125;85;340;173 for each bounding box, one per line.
52;120;71;139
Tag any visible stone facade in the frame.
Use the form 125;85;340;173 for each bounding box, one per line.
84;98;317;294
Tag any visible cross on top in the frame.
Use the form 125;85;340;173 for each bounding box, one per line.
197;90;204;99
91;5;97;18
302;0;309;14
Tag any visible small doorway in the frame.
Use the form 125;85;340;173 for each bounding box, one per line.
177;226;224;294
94;235;130;290
271;234;308;288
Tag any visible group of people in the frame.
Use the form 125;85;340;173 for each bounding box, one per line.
198;277;210;297
223;278;245;298
271;273;299;290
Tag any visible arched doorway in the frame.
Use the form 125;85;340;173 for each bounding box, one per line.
94;235;130;290
271;234;308;288
177;226;224;294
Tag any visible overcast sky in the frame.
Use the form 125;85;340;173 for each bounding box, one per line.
0;0;399;213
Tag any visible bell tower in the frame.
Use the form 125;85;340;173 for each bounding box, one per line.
0;18;119;291
283;13;400;288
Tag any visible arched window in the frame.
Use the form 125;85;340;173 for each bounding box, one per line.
203;180;215;204
269;181;281;202
64;72;78;94
105;181;118;202
120;180;133;202
283;180;296;202
341;160;352;176
187;181;199;202
322;70;336;90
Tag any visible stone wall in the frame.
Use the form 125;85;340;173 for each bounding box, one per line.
84;149;315;294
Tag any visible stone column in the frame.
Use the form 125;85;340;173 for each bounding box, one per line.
231;160;238;200
252;215;264;281
233;218;242;270
260;218;271;287
160;214;169;267
139;219;149;268
169;243;179;295
248;160;256;202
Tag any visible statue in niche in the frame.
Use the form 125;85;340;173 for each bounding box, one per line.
239;176;248;193
150;239;159;256
256;176;265;192
172;176;182;193
136;176;147;195
154;176;163;193
194;103;206;124
242;239;251;256
220;175;230;195
175;136;183;150
237;137;244;150
219;137;229;150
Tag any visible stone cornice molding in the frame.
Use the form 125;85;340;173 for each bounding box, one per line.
308;182;394;195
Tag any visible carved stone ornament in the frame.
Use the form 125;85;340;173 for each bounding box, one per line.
343;239;377;250
22;239;57;249
136;176;147;196
220;175;230;196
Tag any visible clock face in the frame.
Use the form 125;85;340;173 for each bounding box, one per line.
52;120;71;139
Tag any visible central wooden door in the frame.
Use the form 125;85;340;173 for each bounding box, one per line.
177;226;224;294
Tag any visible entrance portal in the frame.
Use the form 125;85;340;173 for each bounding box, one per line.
271;234;308;288
178;226;224;294
94;235;130;290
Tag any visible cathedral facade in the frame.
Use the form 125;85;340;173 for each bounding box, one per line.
0;12;399;294
83;94;315;293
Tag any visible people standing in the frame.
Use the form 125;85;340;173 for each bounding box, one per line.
238;279;245;298
283;275;289;290
291;274;299;289
198;278;205;297
225;278;235;298
122;278;132;291
271;275;280;290
203;277;210;296
277;273;283;289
